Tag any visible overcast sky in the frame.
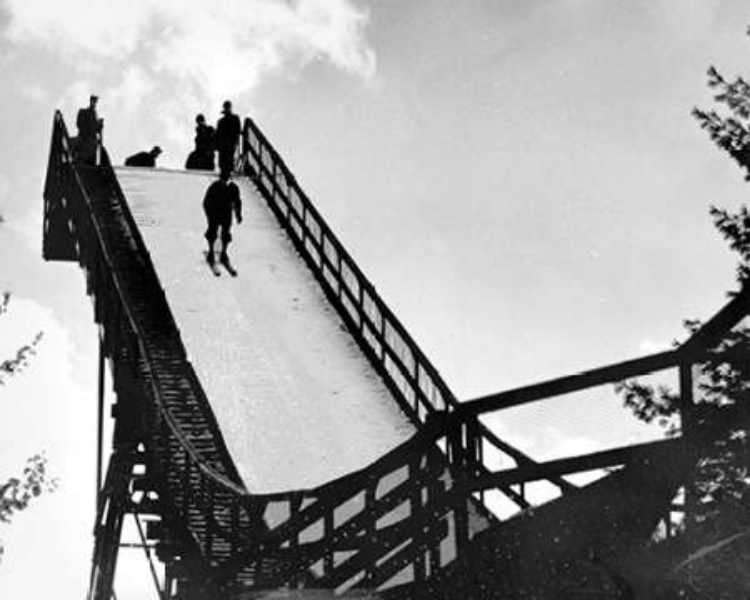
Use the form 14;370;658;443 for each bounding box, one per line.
2;1;750;598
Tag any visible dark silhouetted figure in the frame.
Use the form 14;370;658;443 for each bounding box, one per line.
203;168;242;269
75;95;103;165
215;100;241;175
186;114;215;170
125;146;162;167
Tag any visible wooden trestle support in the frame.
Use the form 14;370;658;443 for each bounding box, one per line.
43;109;748;599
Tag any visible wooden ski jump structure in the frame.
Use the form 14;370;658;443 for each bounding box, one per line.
43;111;747;599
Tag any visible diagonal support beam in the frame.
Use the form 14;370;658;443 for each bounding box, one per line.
465;437;684;494
459;350;680;417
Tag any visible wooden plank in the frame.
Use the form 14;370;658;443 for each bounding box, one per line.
682;285;750;353
460;350;680;417
466;438;682;494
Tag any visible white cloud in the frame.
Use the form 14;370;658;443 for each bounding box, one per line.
2;0;376;167
638;337;672;355
19;82;49;103
2;0;376;102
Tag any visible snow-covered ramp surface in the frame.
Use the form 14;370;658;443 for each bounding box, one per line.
116;167;414;493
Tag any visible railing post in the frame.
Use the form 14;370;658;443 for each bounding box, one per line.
182;453;191;518
426;459;444;578
364;478;376;582
358;283;365;335
271;161;278;200
301;203;307;243
324;510;334;577
465;416;484;503
448;423;469;558
380;315;386;362
96;336;106;508
679;361;697;531
230;498;239;557
205;475;214;556
289;495;302;588
409;457;426;584
337;254;343;299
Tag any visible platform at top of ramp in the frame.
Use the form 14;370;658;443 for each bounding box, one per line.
116;167;414;493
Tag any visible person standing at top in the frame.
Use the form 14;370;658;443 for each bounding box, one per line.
125;146;162;167
215;100;241;175
203;167;243;276
75;94;103;165
186;114;215;171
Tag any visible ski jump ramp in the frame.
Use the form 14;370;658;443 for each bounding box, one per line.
117;167;413;492
43;112;717;599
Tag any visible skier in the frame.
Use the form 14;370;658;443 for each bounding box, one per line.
215;100;241;175
185;113;215;170
75;94;103;165
203;167;243;276
125;146;162;167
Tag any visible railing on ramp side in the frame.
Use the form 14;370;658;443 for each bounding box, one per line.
239;118;575;513
45;111;255;598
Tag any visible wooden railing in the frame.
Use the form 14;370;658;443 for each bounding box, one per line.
239;117;576;507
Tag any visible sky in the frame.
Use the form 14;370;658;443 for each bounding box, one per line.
2;0;750;598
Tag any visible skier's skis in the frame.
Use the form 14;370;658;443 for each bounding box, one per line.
205;251;221;277
220;253;238;277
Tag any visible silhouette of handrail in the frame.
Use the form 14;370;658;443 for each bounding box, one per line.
48;111;244;492
239;117;577;502
457;285;750;417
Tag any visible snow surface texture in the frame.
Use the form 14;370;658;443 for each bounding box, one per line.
117;167;414;493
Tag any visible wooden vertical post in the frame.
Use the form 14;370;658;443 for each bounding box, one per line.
358;285;365;334
427;461;444;578
364;478;376;583
205;477;214;556
337;255;343;299
449;424;469;558
96;336;106;507
289;496;302;588
324;510;335;576
409;458;426;584
679;361;696;531
380;315;387;362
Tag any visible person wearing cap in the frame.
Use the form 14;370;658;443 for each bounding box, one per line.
203;167;243;270
186;113;215;170
75;94;103;165
124;146;163;167
215;100;241;174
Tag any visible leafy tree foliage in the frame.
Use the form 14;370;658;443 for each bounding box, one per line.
0;292;53;562
693;60;750;180
620;28;750;528
0;454;55;524
0;292;42;385
616;30;750;593
618;326;750;526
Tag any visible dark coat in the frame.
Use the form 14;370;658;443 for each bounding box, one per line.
186;123;216;170
215;113;241;151
195;123;215;153
125;151;156;167
203;180;242;221
76;106;102;139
